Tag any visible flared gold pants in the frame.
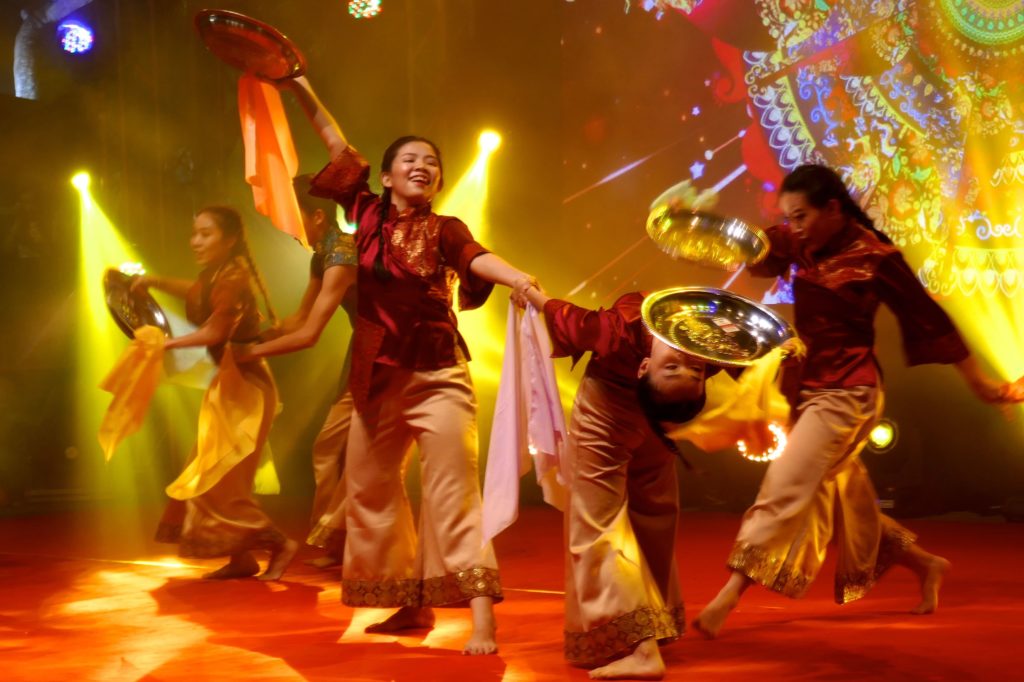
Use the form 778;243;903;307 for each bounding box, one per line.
307;390;353;555
342;362;502;607
563;376;684;667
728;386;916;603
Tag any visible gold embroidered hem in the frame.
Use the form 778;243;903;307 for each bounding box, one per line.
342;577;427;608
178;527;287;559
727;541;813;599
306;522;345;556
564;605;686;668
836;525;917;604
342;567;503;608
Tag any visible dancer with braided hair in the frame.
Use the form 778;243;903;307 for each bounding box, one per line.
133;206;298;581
277;75;539;654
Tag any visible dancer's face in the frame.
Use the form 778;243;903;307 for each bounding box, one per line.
779;190;845;254
190;212;237;267
639;339;706;402
381;141;442;208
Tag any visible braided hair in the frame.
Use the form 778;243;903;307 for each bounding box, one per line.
372;135;444;281
780;164;893;245
196;206;278;326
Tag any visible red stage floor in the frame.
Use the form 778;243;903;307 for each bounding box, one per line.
2;505;1023;681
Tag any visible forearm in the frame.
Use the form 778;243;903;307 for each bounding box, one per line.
283;76;348;158
524;285;551;310
164;322;230;351
469;252;532;288
148;276;193;299
249;327;319;358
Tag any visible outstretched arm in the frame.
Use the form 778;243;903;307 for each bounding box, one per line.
245;265;355;358
954;355;1023;404
468;253;537;306
280;75;349;159
130;275;193;300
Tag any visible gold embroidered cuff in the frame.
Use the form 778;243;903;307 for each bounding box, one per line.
342;567;503;608
835;525;917;604
564;605;685;668
727;541;813;599
177;527;287;559
422;567;503;606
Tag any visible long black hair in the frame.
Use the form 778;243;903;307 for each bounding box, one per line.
371;135;444;280
780;164;893;245
196;205;277;325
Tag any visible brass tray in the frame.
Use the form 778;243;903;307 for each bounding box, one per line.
195;9;306;81
646;205;769;271
103;269;172;339
641;287;793;367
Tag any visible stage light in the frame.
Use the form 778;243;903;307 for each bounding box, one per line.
57;20;94;54
478;130;502;154
347;0;382;19
868;419;897;453
71;171;91;191
737;422;787;462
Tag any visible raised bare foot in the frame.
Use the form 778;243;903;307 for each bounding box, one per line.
203;552;259;580
259;538;299;581
911;555;951;615
692;592;739;640
463;597;498;655
589;637;664;680
303;555;342;570
365;606;436;633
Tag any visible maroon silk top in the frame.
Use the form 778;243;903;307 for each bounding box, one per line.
749;222;968;400
185;257;262;364
543;292;652;391
310;146;493;408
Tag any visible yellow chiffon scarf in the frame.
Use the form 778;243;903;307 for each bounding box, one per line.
668;347;791;454
98;325;166;461
99;327;279;498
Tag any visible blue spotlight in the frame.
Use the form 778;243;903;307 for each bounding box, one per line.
57;20;94;55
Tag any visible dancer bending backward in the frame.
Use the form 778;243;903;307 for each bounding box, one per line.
244;177;357;569
693;164;1024;639
281;76;538;655
524;286;712;680
135;206;298;580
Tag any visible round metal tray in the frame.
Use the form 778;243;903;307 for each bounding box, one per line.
641;287;793;367
647;205;769;271
103;269;172;339
194;9;306;81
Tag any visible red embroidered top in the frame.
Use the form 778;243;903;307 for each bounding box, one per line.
186;257;263;364
543;292;652;390
310;146;493;408
749;222;969;398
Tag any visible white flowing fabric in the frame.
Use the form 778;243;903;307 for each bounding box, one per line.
482;303;568;545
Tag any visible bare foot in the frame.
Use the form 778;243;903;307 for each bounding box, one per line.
259;538;299;581
303;555;342;570
463;596;498;655
692;591;739;640
365;606;436;633
911;556;951;615
589;637;664;680
203;552;259;580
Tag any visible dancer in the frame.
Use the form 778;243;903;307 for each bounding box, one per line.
523;286;710;680
280;75;538;655
134;206;298;580
693;164;1024;638
243;176;357;569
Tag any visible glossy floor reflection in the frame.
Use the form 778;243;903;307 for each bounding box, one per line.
3;506;1023;680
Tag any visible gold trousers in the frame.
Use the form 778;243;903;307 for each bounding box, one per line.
156;361;286;558
342;362;502;608
307;390;353;555
563;377;684;667
728;386;916;603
